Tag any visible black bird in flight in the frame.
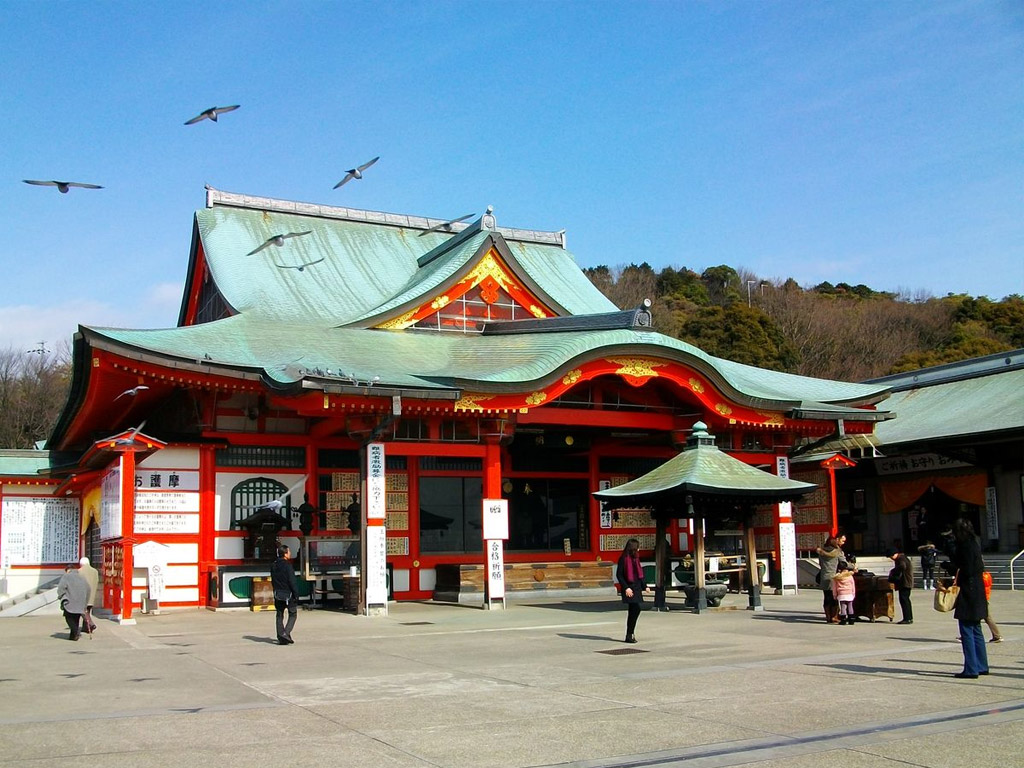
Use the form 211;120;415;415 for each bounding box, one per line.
23;180;103;194
333;156;379;189
247;231;313;256
419;214;474;236
184;105;240;125
275;258;324;272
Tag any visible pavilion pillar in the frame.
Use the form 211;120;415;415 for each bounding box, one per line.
652;512;669;611
692;510;708;613
744;508;763;611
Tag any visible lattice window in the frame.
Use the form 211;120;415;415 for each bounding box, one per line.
412;284;528;333
230;477;289;529
216;445;306;468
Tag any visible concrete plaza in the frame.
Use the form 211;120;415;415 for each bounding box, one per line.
1;588;1021;768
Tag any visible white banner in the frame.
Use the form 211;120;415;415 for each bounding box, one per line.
134;491;200;513
876;453;972;476
366;443;386;520
135;470;199;491
487;539;505;600
365;525;388;605
779;522;797;587
100;460;122;540
134;513;200;534
775;455;790;480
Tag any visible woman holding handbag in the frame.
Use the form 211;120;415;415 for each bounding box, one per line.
616;538;649;644
941;519;989;679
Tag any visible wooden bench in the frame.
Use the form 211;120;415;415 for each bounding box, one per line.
434;561;615;603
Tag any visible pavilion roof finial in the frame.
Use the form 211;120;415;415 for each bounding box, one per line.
686;421;716;450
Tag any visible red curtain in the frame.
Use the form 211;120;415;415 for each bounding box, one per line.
880;472;987;513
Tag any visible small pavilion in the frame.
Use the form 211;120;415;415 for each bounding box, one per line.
594;422;816;613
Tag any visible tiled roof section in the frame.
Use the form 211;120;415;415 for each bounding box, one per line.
593;427;816;501
85;318;892;415
193;189;615;327
0;449;53;477
872;366;1024;446
865;348;1024;391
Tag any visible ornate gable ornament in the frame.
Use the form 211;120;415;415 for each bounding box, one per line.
375;247;553;331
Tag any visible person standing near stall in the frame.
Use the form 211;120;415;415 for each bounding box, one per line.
887;543;915;624
270;545;299;645
616;538;649;644
816;532;847;624
941;519;989;679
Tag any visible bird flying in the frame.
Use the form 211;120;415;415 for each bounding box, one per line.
184;105;240;125
23;180;103;194
333;156;380;189
246;231;313;256
419;214;474;236
112;421;147;446
114;385;150;401
274;258;324;272
244;474;309;514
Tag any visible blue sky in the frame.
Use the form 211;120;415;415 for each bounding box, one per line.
1;1;1021;354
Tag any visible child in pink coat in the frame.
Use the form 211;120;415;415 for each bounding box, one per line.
831;562;856;625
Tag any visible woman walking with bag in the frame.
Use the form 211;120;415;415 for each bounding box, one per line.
616;538;648;644
941;519;989;678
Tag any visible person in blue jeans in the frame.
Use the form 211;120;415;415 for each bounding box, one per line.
940;519;989;679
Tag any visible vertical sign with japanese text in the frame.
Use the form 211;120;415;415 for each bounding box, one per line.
487;539;505;600
365;525;388;606
984;487;999;540
366;443;386;520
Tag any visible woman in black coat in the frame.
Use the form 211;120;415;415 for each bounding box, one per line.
941;519;989;678
616;538;648;644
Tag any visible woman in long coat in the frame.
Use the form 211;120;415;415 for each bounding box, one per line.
816;533;847;623
616;538;648;644
941;519;989;678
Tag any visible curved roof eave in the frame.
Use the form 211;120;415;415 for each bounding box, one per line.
80;320;891;418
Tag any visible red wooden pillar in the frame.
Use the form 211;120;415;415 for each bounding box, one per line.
483;437;502;500
119;450;137;623
198;445;217;608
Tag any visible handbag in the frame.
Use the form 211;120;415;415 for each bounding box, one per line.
274;589;292;602
933;572;959;612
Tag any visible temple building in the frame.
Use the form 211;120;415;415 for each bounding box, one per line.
0;187;896;617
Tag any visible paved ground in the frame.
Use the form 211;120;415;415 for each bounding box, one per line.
0;588;1021;768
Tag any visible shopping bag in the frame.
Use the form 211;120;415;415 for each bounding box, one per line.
933;583;959;612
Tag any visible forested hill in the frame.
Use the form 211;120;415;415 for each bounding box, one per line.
584;263;1024;382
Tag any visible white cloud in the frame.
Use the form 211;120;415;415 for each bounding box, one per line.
0;281;184;354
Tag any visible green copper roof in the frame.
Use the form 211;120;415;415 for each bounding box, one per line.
85;316;891;415
872;366;1024;446
0;449;53;477
593;424;816;503
192;201;615;327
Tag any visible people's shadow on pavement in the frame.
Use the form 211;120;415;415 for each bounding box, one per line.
242;635;282;645
558;632;618;641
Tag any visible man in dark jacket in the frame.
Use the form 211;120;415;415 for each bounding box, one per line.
270;545;300;645
941;519;989;678
887;544;914;624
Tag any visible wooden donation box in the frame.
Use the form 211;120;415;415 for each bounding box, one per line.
251;576;274;612
853;575;894;622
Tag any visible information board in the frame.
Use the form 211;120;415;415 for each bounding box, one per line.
1;496;80;564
